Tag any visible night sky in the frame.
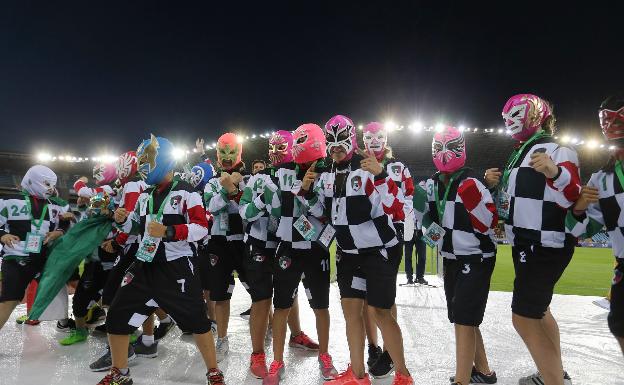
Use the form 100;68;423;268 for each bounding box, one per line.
1;1;622;155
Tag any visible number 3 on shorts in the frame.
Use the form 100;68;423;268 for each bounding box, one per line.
177;279;186;293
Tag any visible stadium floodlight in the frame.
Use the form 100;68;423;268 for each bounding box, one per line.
384;121;397;131
434;123;445;132
59;156;65;161
84;157;89;161
37;153;52;162
571;137;578;144
71;156;77;161
587;140;598;149
562;136;571;143
358;125;363;130
236;135;245;143
610;145;616;150
473;128;478;132
409;121;423;133
600;144;605;148
172;147;186;160
498;128;504;134
458;125;466;132
212;142;217;147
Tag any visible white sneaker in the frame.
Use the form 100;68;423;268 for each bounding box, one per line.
215;336;229;362
518;371;572;385
210;321;218;336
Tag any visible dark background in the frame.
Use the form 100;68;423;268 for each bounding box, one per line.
1;1;622;155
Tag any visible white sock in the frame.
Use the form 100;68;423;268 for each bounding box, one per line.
142;334;155;346
118;367;129;375
159;315;172;324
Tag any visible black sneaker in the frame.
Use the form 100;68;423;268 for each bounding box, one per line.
56;318;76;333
133;335;158;358
450;367;497;384
405;277;414;285
86;305;107;325
89;344;136;372
154;319;176;341
239;307;251;320
416;277;429;285
369;350;394;378
93;324;108;334
367;344;382;370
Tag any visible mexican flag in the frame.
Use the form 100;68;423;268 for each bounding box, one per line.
28;215;113;321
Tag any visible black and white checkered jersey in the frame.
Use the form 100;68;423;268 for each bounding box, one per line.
203;176;247;241
566;168;624;260
383;158;415;222
239;170;281;249
273;163;323;250
413;171;497;259
0;194;70;258
120;179;209;262
502;137;581;249
300;155;403;254
115;180;149;249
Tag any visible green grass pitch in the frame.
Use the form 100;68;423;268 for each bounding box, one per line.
328;244;615;297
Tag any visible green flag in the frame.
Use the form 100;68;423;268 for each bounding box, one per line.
29;215;113;321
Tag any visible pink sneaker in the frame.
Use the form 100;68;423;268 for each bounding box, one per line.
250;352;268;379
289;331;319;351
324;366;371;385
262;360;285;385
391;372;414;385
318;353;339;380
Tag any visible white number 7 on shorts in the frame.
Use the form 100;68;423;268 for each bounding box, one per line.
177;279;186;293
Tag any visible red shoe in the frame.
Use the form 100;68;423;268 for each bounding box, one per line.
289;331;319;351
24;319;40;326
96;367;133;385
391;372;414;385
324;366;371;385
250;352;268;379
262;361;285;385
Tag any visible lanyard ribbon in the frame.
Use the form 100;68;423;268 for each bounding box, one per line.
501;131;550;188
434;169;464;221
148;181;178;222
21;191;48;232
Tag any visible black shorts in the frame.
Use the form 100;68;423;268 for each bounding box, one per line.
608;259;624;338
196;244;212;291
0;257;45;302
443;256;495;326
73;261;111;318
101;244;137;307
245;243;275;303
336;244;402;310
511;244;573;319
106;257;210;335
206;238;249;301
273;242;330;310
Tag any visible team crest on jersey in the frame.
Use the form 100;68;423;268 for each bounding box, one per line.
279;255;291;270
209;254;219;266
613;269;623;285
254;253;266;263
391;165;401;175
169;195;182;210
350;176;362;192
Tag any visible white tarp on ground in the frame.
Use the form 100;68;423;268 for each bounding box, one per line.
0;277;621;385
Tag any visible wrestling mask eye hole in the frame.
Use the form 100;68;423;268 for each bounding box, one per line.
337;131;349;141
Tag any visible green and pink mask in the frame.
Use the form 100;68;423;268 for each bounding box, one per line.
217;133;242;171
